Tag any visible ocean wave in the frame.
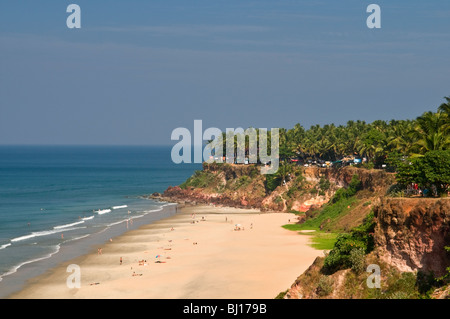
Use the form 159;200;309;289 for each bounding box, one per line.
107;220;128;227
144;207;164;213
10;226;86;243
162;203;177;207
63;234;90;243
95;209;111;215
112;205;127;210
0;244;61;282
53;220;85;230
82;215;94;221
0;243;11;250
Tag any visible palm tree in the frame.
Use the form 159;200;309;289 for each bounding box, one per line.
386;120;416;155
411;111;450;156
438;96;450;134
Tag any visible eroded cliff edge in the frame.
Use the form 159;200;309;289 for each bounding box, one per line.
374;198;450;277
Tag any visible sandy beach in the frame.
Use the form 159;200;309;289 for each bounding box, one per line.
9;205;321;299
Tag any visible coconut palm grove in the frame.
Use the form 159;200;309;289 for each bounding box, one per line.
219;96;449;197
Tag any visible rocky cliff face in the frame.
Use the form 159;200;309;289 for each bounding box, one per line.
284;197;450;299
161;163;395;213
374;198;450;277
304;166;396;193
161;163;267;209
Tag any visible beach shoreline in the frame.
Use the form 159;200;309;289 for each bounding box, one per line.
8;204;321;299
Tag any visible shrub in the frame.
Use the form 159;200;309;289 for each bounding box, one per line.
349;248;366;274
319;177;331;191
323;212;375;273
233;175;251;190
265;174;279;192
274;290;288;299
385;272;420;299
316;275;334;297
331;174;361;203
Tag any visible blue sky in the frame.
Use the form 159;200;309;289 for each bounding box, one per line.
1;1;449;145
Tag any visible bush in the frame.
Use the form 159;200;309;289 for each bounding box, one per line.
265;174;279;192
319;177;331;191
385;272;420;299
316;275;334;297
331;174;361;203
180;170;216;189
233;175;251;190
323;212;375;273
349;248;366;274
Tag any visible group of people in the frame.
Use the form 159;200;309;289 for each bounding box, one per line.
406;183;441;197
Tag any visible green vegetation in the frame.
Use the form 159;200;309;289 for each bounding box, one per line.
322;211;375;274
319;177;331;191
290;175;362;232
316;275;334;297
274;290;288;299
308;232;338;250
396;149;450;196
283;174;365;250
264;163;297;192
179;170;216;189
232;175;252;190
330;174;362;204
277;97;449;165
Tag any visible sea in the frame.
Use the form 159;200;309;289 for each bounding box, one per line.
0;145;201;298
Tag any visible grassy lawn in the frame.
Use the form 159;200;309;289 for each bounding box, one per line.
282;198;358;250
283;223;338;250
307;232;339;250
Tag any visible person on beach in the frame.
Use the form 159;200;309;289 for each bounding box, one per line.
120;257;123;265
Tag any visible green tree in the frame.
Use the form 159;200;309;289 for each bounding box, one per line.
396;150;450;195
411;111;450;156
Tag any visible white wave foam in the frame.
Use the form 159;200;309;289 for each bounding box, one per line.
112;205;127;210
10;227;86;242
0;243;11;250
64;234;90;243
107;220;128;227
82;215;94;221
53;220;85;230
0;244;61;281
144;207;163;213
95;209;111;215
